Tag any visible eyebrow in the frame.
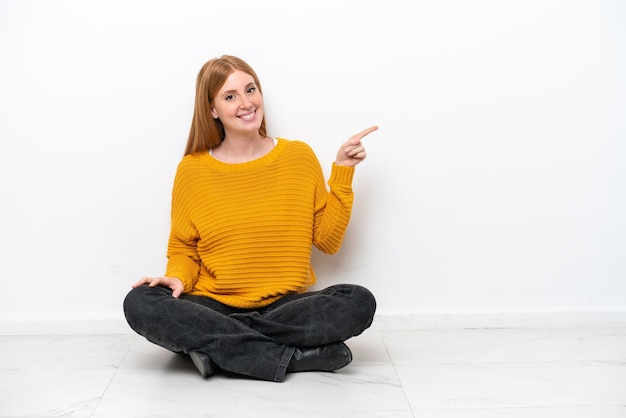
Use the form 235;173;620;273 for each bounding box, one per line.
220;82;256;96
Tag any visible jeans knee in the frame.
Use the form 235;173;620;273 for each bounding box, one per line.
123;285;157;327
123;286;141;325
356;285;377;321
336;284;377;323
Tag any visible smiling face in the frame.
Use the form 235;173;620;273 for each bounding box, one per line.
210;70;264;138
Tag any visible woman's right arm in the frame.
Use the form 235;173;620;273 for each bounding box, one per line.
161;159;202;294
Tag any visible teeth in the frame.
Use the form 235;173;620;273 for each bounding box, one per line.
240;112;255;120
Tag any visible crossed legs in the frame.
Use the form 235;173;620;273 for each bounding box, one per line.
123;284;376;382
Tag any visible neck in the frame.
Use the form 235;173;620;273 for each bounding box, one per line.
213;133;273;163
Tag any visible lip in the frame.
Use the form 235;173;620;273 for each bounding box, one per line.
238;110;256;121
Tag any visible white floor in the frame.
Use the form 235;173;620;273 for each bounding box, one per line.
1;319;625;417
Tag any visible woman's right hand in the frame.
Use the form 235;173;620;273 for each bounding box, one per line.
132;276;184;298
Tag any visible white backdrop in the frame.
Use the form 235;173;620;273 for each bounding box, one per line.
1;0;625;329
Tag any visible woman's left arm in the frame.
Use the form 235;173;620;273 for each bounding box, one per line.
313;126;378;253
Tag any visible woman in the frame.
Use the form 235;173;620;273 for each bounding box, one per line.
123;55;378;382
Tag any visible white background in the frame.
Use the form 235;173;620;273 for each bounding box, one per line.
1;0;625;326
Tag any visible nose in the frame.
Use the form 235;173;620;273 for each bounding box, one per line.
239;95;253;109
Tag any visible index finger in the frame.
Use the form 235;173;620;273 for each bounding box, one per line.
352;125;379;141
132;276;153;288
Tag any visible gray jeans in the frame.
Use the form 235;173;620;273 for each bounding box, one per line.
123;284;376;382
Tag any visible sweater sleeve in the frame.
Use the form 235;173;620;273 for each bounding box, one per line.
165;160;201;293
312;162;355;254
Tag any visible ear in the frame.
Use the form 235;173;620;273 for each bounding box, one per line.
211;108;219;119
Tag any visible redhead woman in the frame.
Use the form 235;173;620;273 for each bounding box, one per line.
124;55;378;382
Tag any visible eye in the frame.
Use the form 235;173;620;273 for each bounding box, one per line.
225;94;235;101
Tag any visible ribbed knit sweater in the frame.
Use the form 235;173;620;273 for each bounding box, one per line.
165;138;355;308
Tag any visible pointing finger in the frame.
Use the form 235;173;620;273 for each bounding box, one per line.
353;125;379;141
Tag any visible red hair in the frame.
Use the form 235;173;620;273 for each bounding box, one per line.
184;55;267;155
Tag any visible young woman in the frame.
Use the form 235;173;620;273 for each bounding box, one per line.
123;55;378;382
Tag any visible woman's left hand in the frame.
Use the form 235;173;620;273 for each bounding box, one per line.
335;125;378;167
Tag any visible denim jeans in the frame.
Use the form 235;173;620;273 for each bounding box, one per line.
123;284;376;382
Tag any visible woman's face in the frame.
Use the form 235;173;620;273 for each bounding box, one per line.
211;70;264;137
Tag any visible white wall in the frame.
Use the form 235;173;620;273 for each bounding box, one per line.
1;0;625;329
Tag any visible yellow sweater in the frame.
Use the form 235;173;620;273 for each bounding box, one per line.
165;138;355;308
